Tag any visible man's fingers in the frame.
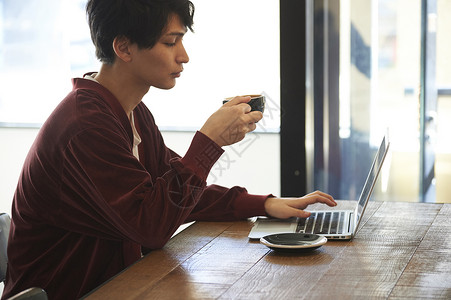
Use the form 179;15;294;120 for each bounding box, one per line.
223;96;251;106
246;111;263;123
291;192;336;210
275;204;311;219
304;191;337;206
297;209;311;218
264;195;337;219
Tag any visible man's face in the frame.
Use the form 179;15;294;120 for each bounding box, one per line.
129;14;189;90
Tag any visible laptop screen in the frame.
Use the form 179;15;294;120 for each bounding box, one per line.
354;133;390;231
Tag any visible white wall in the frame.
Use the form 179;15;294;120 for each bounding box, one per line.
0;128;280;216
164;131;281;196
0;128;38;215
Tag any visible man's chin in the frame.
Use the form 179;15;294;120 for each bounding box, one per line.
154;81;176;90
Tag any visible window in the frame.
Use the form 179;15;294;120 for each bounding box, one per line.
306;0;451;203
0;0;280;132
0;0;98;126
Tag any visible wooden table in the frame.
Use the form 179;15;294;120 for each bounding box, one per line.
84;201;451;299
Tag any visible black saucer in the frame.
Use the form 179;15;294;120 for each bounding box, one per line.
260;233;327;252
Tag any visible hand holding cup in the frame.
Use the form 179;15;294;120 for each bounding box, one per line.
199;95;263;147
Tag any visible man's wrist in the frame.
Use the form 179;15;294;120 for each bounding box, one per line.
180;131;224;180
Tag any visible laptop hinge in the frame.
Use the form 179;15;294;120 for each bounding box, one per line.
348;212;355;233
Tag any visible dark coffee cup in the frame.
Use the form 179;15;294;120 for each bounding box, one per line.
222;94;266;113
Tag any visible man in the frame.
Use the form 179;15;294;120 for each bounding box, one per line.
2;0;336;299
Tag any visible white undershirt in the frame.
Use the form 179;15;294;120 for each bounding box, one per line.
83;73;142;161
129;112;142;161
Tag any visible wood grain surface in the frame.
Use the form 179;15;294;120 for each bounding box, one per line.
84;201;451;300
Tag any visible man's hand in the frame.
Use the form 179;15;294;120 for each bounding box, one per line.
264;191;337;219
200;96;263;147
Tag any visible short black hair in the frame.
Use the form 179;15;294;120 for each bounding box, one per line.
86;0;195;64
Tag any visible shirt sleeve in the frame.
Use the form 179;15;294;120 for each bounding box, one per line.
186;184;270;222
163;132;269;222
59;128;224;250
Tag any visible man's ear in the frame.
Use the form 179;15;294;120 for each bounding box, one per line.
112;36;132;63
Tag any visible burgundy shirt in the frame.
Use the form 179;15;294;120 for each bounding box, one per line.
2;77;267;299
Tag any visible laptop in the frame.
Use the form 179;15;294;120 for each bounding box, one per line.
248;133;390;240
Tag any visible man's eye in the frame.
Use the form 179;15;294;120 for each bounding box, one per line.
165;42;176;47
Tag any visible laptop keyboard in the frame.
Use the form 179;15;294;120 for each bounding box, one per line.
296;211;346;235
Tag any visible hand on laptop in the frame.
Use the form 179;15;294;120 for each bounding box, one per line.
264;191;337;219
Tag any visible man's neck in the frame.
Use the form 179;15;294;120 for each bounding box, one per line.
93;64;150;118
